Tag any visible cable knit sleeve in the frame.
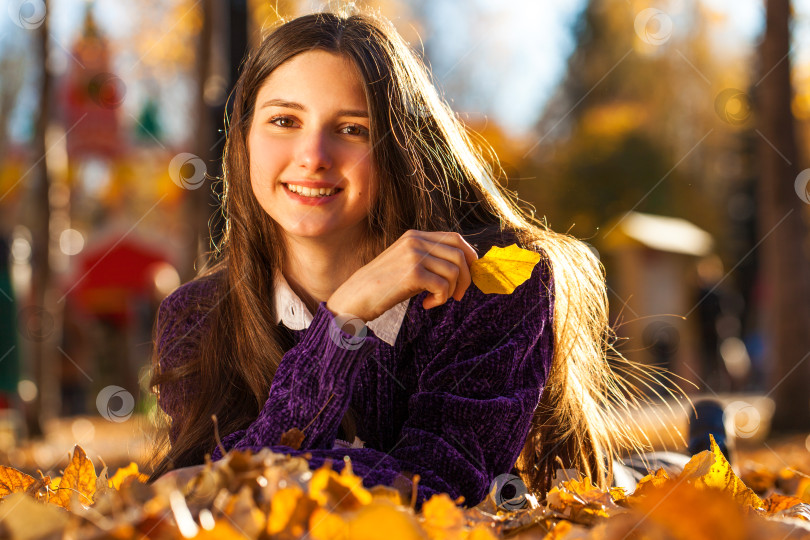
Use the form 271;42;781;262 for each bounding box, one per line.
212;252;555;511
210;303;384;456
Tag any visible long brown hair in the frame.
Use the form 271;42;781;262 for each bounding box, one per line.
148;8;675;496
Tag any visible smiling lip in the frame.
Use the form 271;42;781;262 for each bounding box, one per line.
282;182;343;205
281;180;342;189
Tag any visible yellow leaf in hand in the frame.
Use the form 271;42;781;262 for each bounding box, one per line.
470;244;541;295
51;445;96;509
678;434;763;510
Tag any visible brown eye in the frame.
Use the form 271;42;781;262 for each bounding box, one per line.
341;124;369;137
270;116;295;128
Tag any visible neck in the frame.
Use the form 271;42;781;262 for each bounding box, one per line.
281;231;366;316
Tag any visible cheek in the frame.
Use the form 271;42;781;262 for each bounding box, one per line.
350;152;375;191
249;132;292;172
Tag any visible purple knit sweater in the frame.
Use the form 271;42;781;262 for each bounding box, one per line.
155;251;555;510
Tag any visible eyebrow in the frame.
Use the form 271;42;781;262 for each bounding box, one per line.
258;99;369;118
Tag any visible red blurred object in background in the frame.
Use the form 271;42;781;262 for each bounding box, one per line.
60;8;124;162
63;235;170;328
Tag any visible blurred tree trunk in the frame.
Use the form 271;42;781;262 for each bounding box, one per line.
26;0;53;437
0;57;24;169
207;0;250;255
184;0;214;281
757;0;810;431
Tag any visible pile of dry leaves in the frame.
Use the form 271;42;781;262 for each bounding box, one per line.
1;436;809;539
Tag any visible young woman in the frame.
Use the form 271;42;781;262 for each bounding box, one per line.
148;9;654;510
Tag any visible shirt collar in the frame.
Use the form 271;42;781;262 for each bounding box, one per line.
273;269;408;347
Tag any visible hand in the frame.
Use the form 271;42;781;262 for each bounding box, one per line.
327;230;479;323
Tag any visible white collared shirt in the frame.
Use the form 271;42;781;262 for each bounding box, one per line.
273;269;409;347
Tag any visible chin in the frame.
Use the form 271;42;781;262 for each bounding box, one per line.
282;225;338;238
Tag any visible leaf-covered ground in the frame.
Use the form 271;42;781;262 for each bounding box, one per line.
1;435;810;539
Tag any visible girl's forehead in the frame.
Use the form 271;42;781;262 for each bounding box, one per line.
255;50;368;109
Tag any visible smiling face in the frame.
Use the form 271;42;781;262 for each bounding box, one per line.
247;50;377;248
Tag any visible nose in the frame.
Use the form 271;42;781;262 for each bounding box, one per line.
294;129;332;173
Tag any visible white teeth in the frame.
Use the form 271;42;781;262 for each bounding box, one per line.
285;184;338;197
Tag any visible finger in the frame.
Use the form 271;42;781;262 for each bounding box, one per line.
418;253;458;307
413;230;479;266
412;239;472;301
